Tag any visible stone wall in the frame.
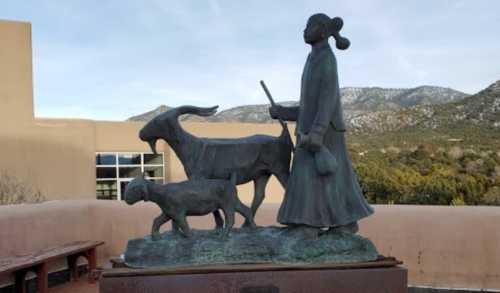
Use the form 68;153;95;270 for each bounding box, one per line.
0;201;499;290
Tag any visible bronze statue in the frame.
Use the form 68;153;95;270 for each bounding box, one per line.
138;105;292;227
123;14;381;268
123;173;256;240
269;14;374;234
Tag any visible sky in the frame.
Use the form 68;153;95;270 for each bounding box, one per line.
1;0;499;121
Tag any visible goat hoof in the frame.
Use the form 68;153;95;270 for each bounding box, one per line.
242;221;257;229
180;231;192;238
214;228;224;236
151;233;161;241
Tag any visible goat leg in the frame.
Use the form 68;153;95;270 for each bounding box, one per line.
151;214;169;241
174;216;192;238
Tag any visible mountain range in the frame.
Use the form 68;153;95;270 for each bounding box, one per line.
127;85;469;125
128;81;500;153
348;80;500;133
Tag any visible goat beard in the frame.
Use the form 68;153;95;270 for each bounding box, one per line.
148;139;158;154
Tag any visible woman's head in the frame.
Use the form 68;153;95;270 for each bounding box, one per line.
303;13;350;50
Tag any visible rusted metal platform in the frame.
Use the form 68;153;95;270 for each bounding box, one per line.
100;257;407;293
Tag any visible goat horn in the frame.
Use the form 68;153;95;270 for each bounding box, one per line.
175;105;219;117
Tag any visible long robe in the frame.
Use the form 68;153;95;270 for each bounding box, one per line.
277;41;373;227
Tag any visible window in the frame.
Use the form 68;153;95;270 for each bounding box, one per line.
95;152;165;200
96;153;116;165
96;181;118;200
118;154;141;165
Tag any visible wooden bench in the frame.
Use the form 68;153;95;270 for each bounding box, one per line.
0;240;104;293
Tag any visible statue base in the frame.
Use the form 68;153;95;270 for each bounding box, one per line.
124;227;379;268
100;258;407;293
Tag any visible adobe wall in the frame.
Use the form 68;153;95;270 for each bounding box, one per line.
0;119;98;200
94;121;150;152
1;201;499;290
0;20;33;126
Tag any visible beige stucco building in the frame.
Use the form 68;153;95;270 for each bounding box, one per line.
0;20;286;204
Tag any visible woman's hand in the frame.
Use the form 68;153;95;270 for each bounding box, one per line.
308;132;323;152
297;132;323;152
298;132;322;152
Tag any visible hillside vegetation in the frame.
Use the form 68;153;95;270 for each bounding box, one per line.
349;130;500;205
349;80;500;205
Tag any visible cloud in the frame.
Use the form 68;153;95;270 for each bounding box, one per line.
1;0;499;120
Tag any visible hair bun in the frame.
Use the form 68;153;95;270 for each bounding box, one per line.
335;36;350;50
331;17;344;32
330;16;350;50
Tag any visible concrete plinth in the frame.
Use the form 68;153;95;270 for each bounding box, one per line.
100;261;407;293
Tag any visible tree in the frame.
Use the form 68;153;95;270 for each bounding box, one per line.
483;187;500;205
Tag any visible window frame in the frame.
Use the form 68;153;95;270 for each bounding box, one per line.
95;151;165;200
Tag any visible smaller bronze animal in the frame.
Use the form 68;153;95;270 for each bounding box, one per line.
123;174;256;240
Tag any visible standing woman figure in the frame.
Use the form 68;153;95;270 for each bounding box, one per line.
270;13;373;234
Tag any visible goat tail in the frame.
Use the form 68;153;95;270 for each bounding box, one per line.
279;125;295;152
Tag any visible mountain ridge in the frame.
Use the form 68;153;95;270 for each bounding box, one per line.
348;80;500;133
127;85;469;124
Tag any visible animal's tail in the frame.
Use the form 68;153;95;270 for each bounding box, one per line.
279;125;295;152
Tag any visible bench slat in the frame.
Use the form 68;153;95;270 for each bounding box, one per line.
0;240;104;274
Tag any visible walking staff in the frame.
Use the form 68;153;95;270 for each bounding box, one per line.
259;80;295;152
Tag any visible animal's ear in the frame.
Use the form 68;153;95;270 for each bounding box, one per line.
155;111;172;123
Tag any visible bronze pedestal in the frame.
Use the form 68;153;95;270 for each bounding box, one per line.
100;258;407;293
